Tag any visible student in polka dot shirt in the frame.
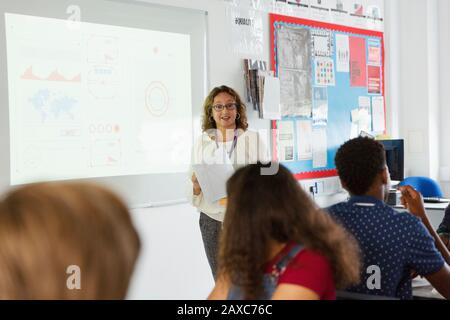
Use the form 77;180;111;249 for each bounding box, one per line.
327;137;450;300
437;204;450;249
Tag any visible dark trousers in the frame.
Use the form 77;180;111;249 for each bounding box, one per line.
199;212;222;280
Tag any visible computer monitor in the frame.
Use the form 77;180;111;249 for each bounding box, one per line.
378;139;404;181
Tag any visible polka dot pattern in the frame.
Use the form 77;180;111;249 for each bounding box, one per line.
327;195;445;300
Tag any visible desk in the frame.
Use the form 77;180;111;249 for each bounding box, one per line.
393;202;448;230
412;278;445;300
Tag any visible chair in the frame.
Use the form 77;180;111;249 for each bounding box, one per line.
398;176;443;198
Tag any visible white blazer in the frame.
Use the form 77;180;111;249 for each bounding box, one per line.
186;129;270;222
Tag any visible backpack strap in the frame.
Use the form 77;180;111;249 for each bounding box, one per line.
271;244;304;279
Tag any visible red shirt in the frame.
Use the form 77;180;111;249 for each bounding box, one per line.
264;243;336;300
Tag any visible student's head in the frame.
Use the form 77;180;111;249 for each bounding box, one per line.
335;137;390;199
0;182;141;299
201;85;248;132
219;162;360;299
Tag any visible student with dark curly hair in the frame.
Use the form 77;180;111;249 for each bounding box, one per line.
328;136;450;299
208;163;361;300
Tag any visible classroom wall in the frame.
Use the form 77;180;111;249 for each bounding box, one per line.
139;0;271;133
123;0;377;299
126;204;213;299
127;0;265;300
124;0;450;299
387;0;450;197
438;0;450;196
392;0;436;179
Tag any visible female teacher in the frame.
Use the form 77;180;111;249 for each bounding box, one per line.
187;85;268;280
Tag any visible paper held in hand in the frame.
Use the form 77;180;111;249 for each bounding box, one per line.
192;163;235;203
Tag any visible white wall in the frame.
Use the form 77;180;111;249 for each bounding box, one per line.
438;0;450;196
387;0;450;197
396;0;434;178
127;204;214;299
384;0;400;139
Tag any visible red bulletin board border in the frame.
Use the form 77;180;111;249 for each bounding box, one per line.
269;13;386;180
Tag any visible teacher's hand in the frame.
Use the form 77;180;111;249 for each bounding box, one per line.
192;173;202;196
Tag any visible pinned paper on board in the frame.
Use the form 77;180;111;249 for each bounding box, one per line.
368;65;381;94
296;119;313;160
372;96;385;133
312;29;332;57
262;76;281;120
336;34;350;72
359;96;370;109
350;36;367;87
312;127;327;168
315;57;335;86
368;38;382;66
269;12;385;180
351;107;372;135
350;122;359;139
277;120;295;162
277;25;313;117
312;87;328;126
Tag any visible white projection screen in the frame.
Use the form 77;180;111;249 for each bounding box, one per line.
0;0;207;207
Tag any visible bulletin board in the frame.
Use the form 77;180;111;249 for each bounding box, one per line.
270;13;386;180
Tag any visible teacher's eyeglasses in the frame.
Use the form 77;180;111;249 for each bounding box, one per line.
212;103;238;111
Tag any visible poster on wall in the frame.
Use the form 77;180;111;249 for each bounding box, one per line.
348;0;368;29
223;0;384;32
312;87;328;126
349;36;367;87
366;0;384;31
367;65;381;94
277;120;295;162
276;25;313;117
312;29;332;57
371;96;385;133
296;119;313;160
312;127;328;168
287;0;311;18
310;0;331;21
315;58;335;86
336;34;350;72
367;38;382;65
227;5;264;58
330;0;350;25
270;13;385;180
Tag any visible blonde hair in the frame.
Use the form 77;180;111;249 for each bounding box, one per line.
201;85;248;132
0;182;140;299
